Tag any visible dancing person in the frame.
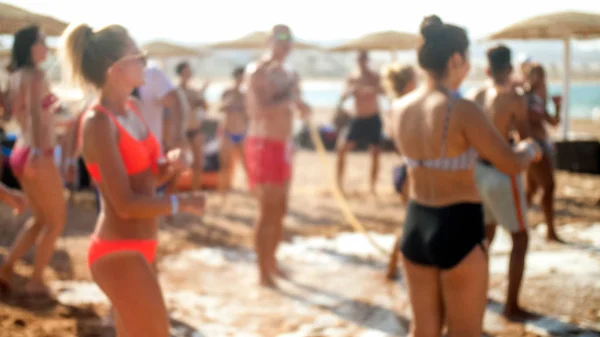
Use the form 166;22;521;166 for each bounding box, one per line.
245;24;311;287
138;66;183;152
379;63;417;280
60;23;205;337
174;61;209;190
470;45;533;319
0;25;67;295
391;16;541;337
336;50;386;195
523;63;562;242
219;66;247;198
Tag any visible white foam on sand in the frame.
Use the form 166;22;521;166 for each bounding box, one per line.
489;224;600;279
50;228;599;336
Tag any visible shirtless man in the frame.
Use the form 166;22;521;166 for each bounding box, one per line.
175;61;209;190
336;51;385;194
523;64;562;242
219;66;247;197
470;45;532;319
245;25;311;287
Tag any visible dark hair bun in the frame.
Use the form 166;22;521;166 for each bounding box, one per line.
420;15;443;40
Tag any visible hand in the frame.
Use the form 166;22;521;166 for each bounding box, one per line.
551;95;562;108
165;148;188;173
6;189;27;215
517;138;542;163
180;191;206;216
297;101;311;120
199;80;211;93
62;158;78;184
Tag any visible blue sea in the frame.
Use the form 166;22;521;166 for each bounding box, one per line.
203;80;600;119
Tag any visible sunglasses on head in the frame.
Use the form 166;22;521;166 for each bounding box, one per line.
274;32;292;42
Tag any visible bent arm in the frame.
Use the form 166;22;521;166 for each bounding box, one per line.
291;73;311;119
337;78;353;108
26;71;45;149
161;90;184;147
514;95;531;140
82;112;176;219
250;68;292;113
460;101;531;175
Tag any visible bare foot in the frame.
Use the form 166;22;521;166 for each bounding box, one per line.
259;275;277;288
546;234;565;244
25;281;52;297
272;265;290;279
504;306;539;322
369;186;377;196
0;266;12;294
385;266;398;281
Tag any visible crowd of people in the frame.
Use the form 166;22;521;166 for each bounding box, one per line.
0;14;565;337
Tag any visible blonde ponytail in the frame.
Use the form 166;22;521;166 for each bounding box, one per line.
59;23;130;89
59;23;94;89
381;63;415;99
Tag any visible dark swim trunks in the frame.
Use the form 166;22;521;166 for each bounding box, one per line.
346;113;382;146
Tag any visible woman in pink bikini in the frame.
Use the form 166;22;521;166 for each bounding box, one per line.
60;23;205;336
0;25;66;295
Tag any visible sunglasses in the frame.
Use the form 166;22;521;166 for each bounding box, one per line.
274;32;293;42
35;34;47;47
113;51;148;68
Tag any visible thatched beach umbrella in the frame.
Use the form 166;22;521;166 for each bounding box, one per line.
329;30;420;60
484;11;600;140
0;3;68;36
142;40;206;58
206;31;321;50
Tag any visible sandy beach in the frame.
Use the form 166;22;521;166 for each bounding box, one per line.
1;84;599;337
0;139;599;336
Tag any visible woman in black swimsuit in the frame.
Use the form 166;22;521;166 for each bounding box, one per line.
390;16;541;336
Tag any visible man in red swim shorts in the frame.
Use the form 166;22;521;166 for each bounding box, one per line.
244;24;311;287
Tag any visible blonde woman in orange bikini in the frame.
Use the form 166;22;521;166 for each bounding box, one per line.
60;23;205;336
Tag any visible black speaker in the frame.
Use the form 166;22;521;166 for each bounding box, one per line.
554;140;600;174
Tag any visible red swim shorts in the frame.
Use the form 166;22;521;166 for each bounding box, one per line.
245;136;292;189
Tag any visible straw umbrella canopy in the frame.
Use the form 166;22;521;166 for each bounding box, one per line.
206;31;321;50
141;40;206;58
329;30;420;60
484;11;600;140
0;3;68;36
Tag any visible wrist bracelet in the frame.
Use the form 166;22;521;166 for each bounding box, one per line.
526;144;537;161
170;194;179;215
30;148;42;156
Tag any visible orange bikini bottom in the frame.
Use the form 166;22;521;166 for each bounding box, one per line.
87;235;157;268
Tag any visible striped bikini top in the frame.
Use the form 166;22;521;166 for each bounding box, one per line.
404;92;478;171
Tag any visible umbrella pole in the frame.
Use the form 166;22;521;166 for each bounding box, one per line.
561;38;571;140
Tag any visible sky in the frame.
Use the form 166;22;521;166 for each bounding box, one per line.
4;0;600;48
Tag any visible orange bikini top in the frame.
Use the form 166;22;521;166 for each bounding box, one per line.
81;100;161;183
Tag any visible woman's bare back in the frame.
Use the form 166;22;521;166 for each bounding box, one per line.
393;89;480;206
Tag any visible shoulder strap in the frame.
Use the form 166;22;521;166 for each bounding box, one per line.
126;99;151;128
440;97;455;158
